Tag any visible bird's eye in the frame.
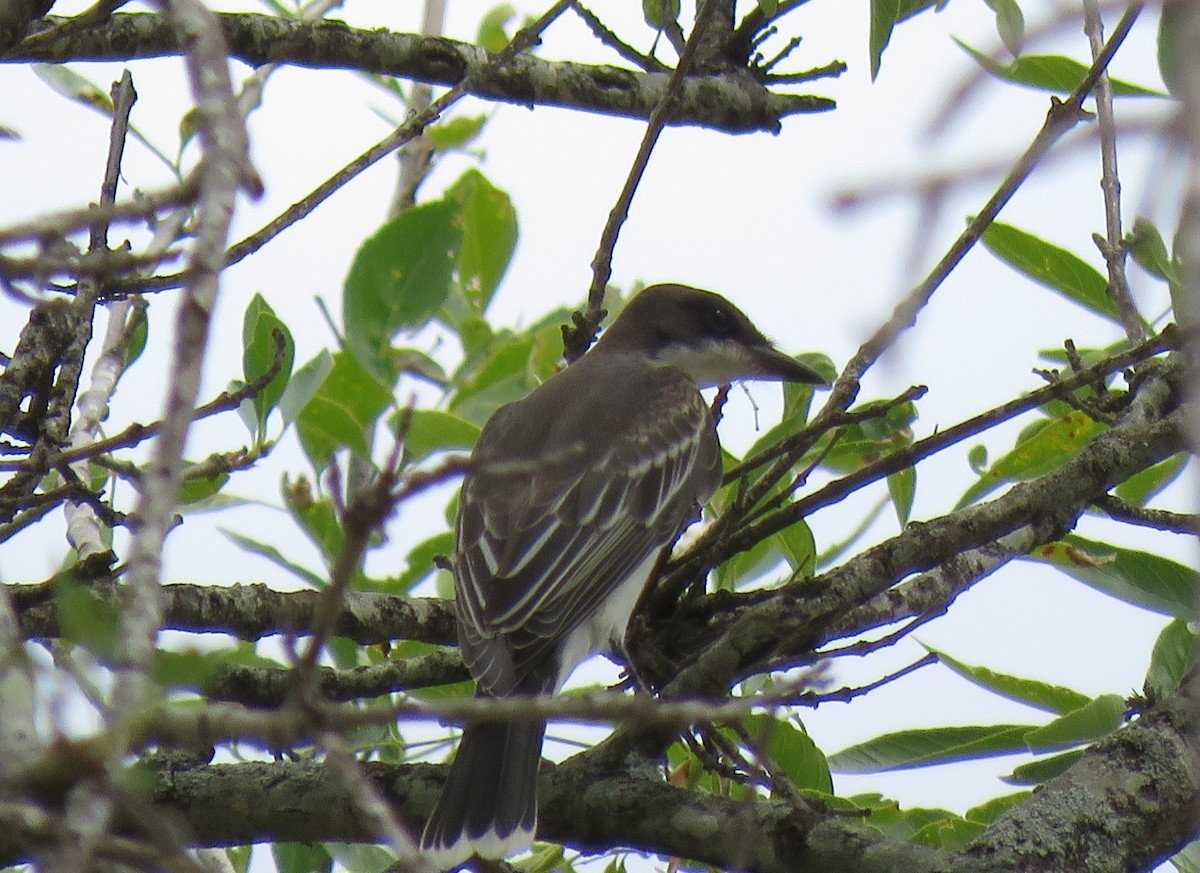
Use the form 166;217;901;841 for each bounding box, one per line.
705;305;737;337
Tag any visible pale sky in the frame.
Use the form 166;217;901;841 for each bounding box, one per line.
0;0;1188;845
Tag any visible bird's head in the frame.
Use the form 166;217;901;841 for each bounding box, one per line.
594;284;829;389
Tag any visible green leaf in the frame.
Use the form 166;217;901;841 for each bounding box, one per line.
343;198;462;382
426;115;487;152
33;64;114;112
887;466;915;526
387;531;454;594
822;398;917;475
449;332;540;425
980;221;1119;321
983;0;1024;55
847;797;956;841
1113;452;1187;506
828;724;1034;773
391;348;448;386
734;355;836;478
178;105;202;157
642;0;680;29
279;350;334;428
242;293;295;439
526;843;569;873
296;351;392;469
325;843;394;873
1024;693;1125;752
177;468;230;504
1127;216;1184;310
123;303;148;369
956;41;1167;97
968;444;988;474
776;518;816;578
282;481;344;567
957;410;1106;507
477;4;516;53
927;646;1091;715
714;531;780;591
745;714;833;793
1002;748;1083;785
152;647;228;690
1158;0;1185;98
1145;617;1198;700
1172;839;1200;873
1029;535;1198;619
965;791;1031;823
447;169;518;313
1127;217;1176;282
55;579;120;659
869;0;945;80
223;529;326;589
402;410;481;463
911;815;985;850
273;842;331;873
757;0;779;15
225;846;252;873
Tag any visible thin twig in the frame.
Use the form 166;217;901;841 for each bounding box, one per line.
571;1;668;71
116;0;254;733
64;70;138;562
569;0;722;362
0;330;288;473
1093;494;1200;535
219;1;571;274
0;180;197;248
1083;0;1144;342
685;2;1148;582
663;324;1176;585
794;653;938;705
837;3;1143;406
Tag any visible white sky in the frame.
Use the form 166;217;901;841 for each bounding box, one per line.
0;0;1191;859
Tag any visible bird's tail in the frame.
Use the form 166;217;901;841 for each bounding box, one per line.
420;718;546;870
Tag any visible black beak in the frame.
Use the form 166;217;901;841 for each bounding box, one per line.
747;344;830;386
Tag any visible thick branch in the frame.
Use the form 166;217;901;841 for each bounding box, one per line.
0;757;941;873
6;661;1197;873
946;666;1200;873
13;580;457;648
9;13;835;133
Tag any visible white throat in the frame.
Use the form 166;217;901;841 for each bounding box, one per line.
655;338;757;389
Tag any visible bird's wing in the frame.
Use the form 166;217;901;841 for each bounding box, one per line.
453;366;720;695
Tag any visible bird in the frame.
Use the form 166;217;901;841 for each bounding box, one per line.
420;283;827;869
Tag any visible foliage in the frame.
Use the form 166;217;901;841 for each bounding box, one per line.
0;2;1193;873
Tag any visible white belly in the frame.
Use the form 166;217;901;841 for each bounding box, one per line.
552;552;658;691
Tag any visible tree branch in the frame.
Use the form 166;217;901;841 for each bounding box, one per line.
9;13;835;134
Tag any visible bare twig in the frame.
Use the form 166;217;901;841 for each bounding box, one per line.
116;0;253;736
663;325;1176;593
320;737;423;869
569;0;722;361
1083;0;1144;341
1094;494;1200;535
685;2;1148;581
220;1;571;274
571;1;669;72
836;3;1143;409
0;330;287;474
718;324;1173;565
0;181;196;249
387;0;444;217
63;70;137;562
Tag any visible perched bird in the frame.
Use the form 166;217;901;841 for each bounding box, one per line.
420;284;827;869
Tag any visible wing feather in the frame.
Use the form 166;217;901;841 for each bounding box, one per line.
454;359;721;695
